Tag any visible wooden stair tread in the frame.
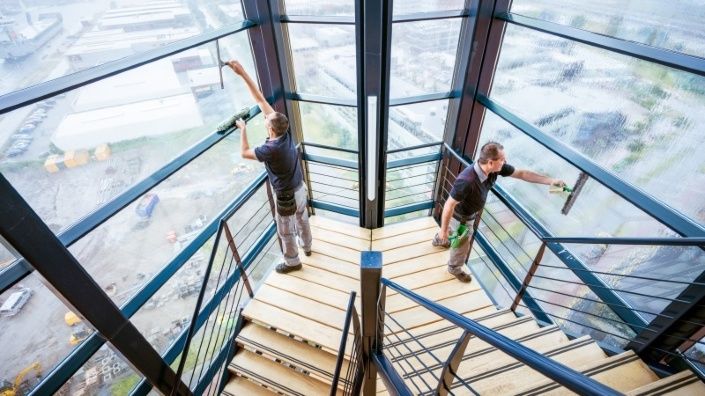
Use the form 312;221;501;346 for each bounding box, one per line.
310;215;371;240
386;290;493;332
371;226;438;251
372;216;438;240
265;271;360;312
385;279;479;313
301;253;360;280
388;265;477;295
382;251;449;279
382;242;448;265
311;226;370;253
311;238;365;264
230;349;336;396
254;284;348;331
237;322;347;384
243;300;346;354
510;351;659;395
288;264;360;294
222;375;278;396
627;370;705;395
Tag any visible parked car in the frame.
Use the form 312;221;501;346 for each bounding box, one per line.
0;288;32;317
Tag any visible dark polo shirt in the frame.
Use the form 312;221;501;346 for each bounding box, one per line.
450;161;515;218
254;130;303;194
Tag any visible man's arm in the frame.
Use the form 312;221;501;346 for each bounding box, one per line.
511;169;565;187
236;119;257;160
227;60;275;116
438;197;459;243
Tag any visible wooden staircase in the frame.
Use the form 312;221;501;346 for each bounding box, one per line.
222;216;704;395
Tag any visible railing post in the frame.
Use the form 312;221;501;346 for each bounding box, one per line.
511;242;546;312
360;251;383;395
437;331;472;396
222;221;254;298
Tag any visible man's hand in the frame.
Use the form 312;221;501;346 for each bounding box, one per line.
235;119;246;131
550;179;567;188
227;60;245;76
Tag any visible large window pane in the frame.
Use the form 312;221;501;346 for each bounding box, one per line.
0;272;85;395
511;0;705;58
479;110;674;238
393;0;466;17
490;24;705;227
283;0;354;16
390;19;462;98
307;162;359;211
59;343;141;395
287;24;356;99
0;34;257;233
385;162;437;209
0;0;246;98
388;100;448;151
298;102;358;151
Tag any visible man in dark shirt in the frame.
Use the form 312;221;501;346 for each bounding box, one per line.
434;142;565;282
228;60;312;274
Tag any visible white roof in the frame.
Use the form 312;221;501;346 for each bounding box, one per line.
67;26;200;55
186;67;220;86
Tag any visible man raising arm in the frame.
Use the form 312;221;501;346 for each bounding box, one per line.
434;141;565;282
227;60;312;274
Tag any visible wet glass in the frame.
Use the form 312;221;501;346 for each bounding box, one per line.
298;102;358;151
393;0;466;17
287;24;357;99
511;0;705;58
490;24;705;227
387;100;448;151
283;0;354;16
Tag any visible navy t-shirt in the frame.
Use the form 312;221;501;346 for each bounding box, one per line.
450;162;515;217
254;130;303;194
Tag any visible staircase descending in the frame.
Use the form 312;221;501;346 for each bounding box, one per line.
222;216;704;395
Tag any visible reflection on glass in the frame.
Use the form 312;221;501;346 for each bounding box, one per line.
393;0;466;16
0;273;83;395
283;0;354;16
467;246;519;311
479;110;677;238
287;24;357;99
299;102;358;151
66;132;265;307
59;343;140;395
0;0;246;97
511;0;705;58
388;100;448;151
491;24;705;227
0;34;257;234
390;19;462;98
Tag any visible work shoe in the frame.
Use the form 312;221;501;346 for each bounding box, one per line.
449;270;472;283
304;250;312;256
276;263;302;274
432;233;450;248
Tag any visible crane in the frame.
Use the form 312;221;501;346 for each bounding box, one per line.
0;362;42;396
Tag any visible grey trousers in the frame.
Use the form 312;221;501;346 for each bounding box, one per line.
275;184;312;267
448;215;476;274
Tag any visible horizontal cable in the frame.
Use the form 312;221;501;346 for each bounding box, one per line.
311;191;359;202
387;141;443;154
386;180;434;193
386;190;434;203
384;201;434;218
535;262;705;287
304;153;358;169
544;236;705;247
310;178;357;190
496;12;705;78
386;171;438;183
388;153;441;169
0;20;256;115
307;170;358;182
302;141;358;154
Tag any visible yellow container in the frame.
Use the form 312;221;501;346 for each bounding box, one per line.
94;143;111;161
64;150;89;168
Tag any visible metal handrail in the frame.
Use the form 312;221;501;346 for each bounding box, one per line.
330;291;359;395
381;277;623;396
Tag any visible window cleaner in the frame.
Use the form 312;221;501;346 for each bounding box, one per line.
216;107;252;133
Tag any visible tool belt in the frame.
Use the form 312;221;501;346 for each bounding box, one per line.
275;189;297;217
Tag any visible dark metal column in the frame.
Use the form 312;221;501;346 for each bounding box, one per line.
360;251;383;395
357;0;393;228
0;174;192;396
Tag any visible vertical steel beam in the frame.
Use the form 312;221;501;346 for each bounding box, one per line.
360;251;383;395
511;243;546;312
222;222;254;298
0;174;192;396
357;0;393;228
